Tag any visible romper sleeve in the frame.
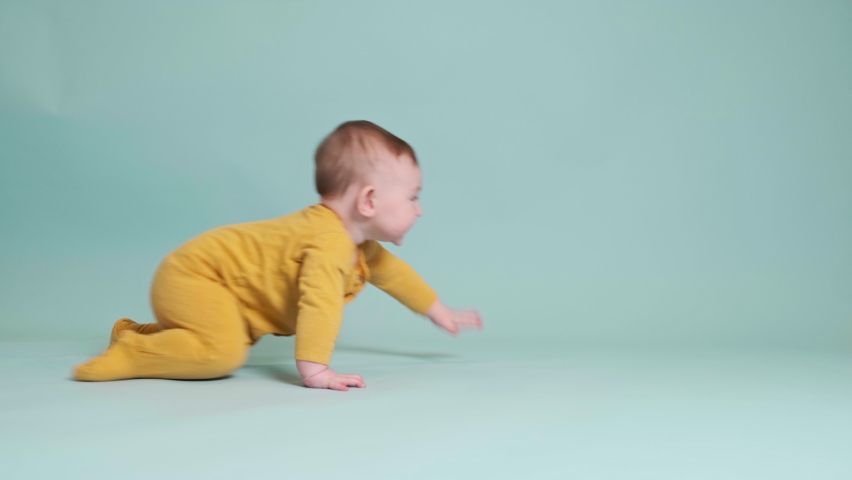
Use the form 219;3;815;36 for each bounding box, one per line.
362;240;439;315
294;232;353;365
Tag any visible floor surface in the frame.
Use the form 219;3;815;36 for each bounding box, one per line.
1;339;850;479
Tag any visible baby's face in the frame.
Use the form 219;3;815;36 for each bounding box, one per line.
369;154;423;246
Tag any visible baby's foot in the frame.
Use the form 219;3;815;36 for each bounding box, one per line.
110;318;138;345
73;341;134;382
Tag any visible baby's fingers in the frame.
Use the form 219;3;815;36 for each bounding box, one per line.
343;374;366;388
443;322;460;335
329;381;349;391
330;376;365;391
457;311;483;327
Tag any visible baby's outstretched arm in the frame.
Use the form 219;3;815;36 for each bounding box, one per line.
425;298;483;335
361;241;483;335
297;360;365;391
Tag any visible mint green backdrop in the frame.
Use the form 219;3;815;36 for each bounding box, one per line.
1;0;850;352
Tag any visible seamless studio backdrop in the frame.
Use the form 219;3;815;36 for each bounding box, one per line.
2;0;849;352
0;1;850;479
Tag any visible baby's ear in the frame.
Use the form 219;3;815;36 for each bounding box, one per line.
357;185;377;217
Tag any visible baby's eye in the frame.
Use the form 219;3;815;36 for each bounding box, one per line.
411;196;419;201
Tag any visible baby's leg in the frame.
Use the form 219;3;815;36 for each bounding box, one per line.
74;262;250;381
74;327;246;381
110;318;163;345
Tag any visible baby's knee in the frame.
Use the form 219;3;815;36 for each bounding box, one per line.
202;346;248;379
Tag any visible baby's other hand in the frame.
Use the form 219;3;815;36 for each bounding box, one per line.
426;300;483;336
302;367;366;391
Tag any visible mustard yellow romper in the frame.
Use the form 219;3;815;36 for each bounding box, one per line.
74;204;438;381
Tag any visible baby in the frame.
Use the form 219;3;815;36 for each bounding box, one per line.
73;120;483;391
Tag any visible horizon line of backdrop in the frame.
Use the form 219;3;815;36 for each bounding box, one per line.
1;0;850;352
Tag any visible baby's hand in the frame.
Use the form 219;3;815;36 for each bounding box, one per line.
426;300;483;336
301;365;366;391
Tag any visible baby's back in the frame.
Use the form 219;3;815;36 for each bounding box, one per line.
165;205;344;283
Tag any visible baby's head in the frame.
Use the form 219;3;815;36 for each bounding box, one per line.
315;121;423;246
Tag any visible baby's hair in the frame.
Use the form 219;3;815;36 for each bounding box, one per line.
314;120;418;198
